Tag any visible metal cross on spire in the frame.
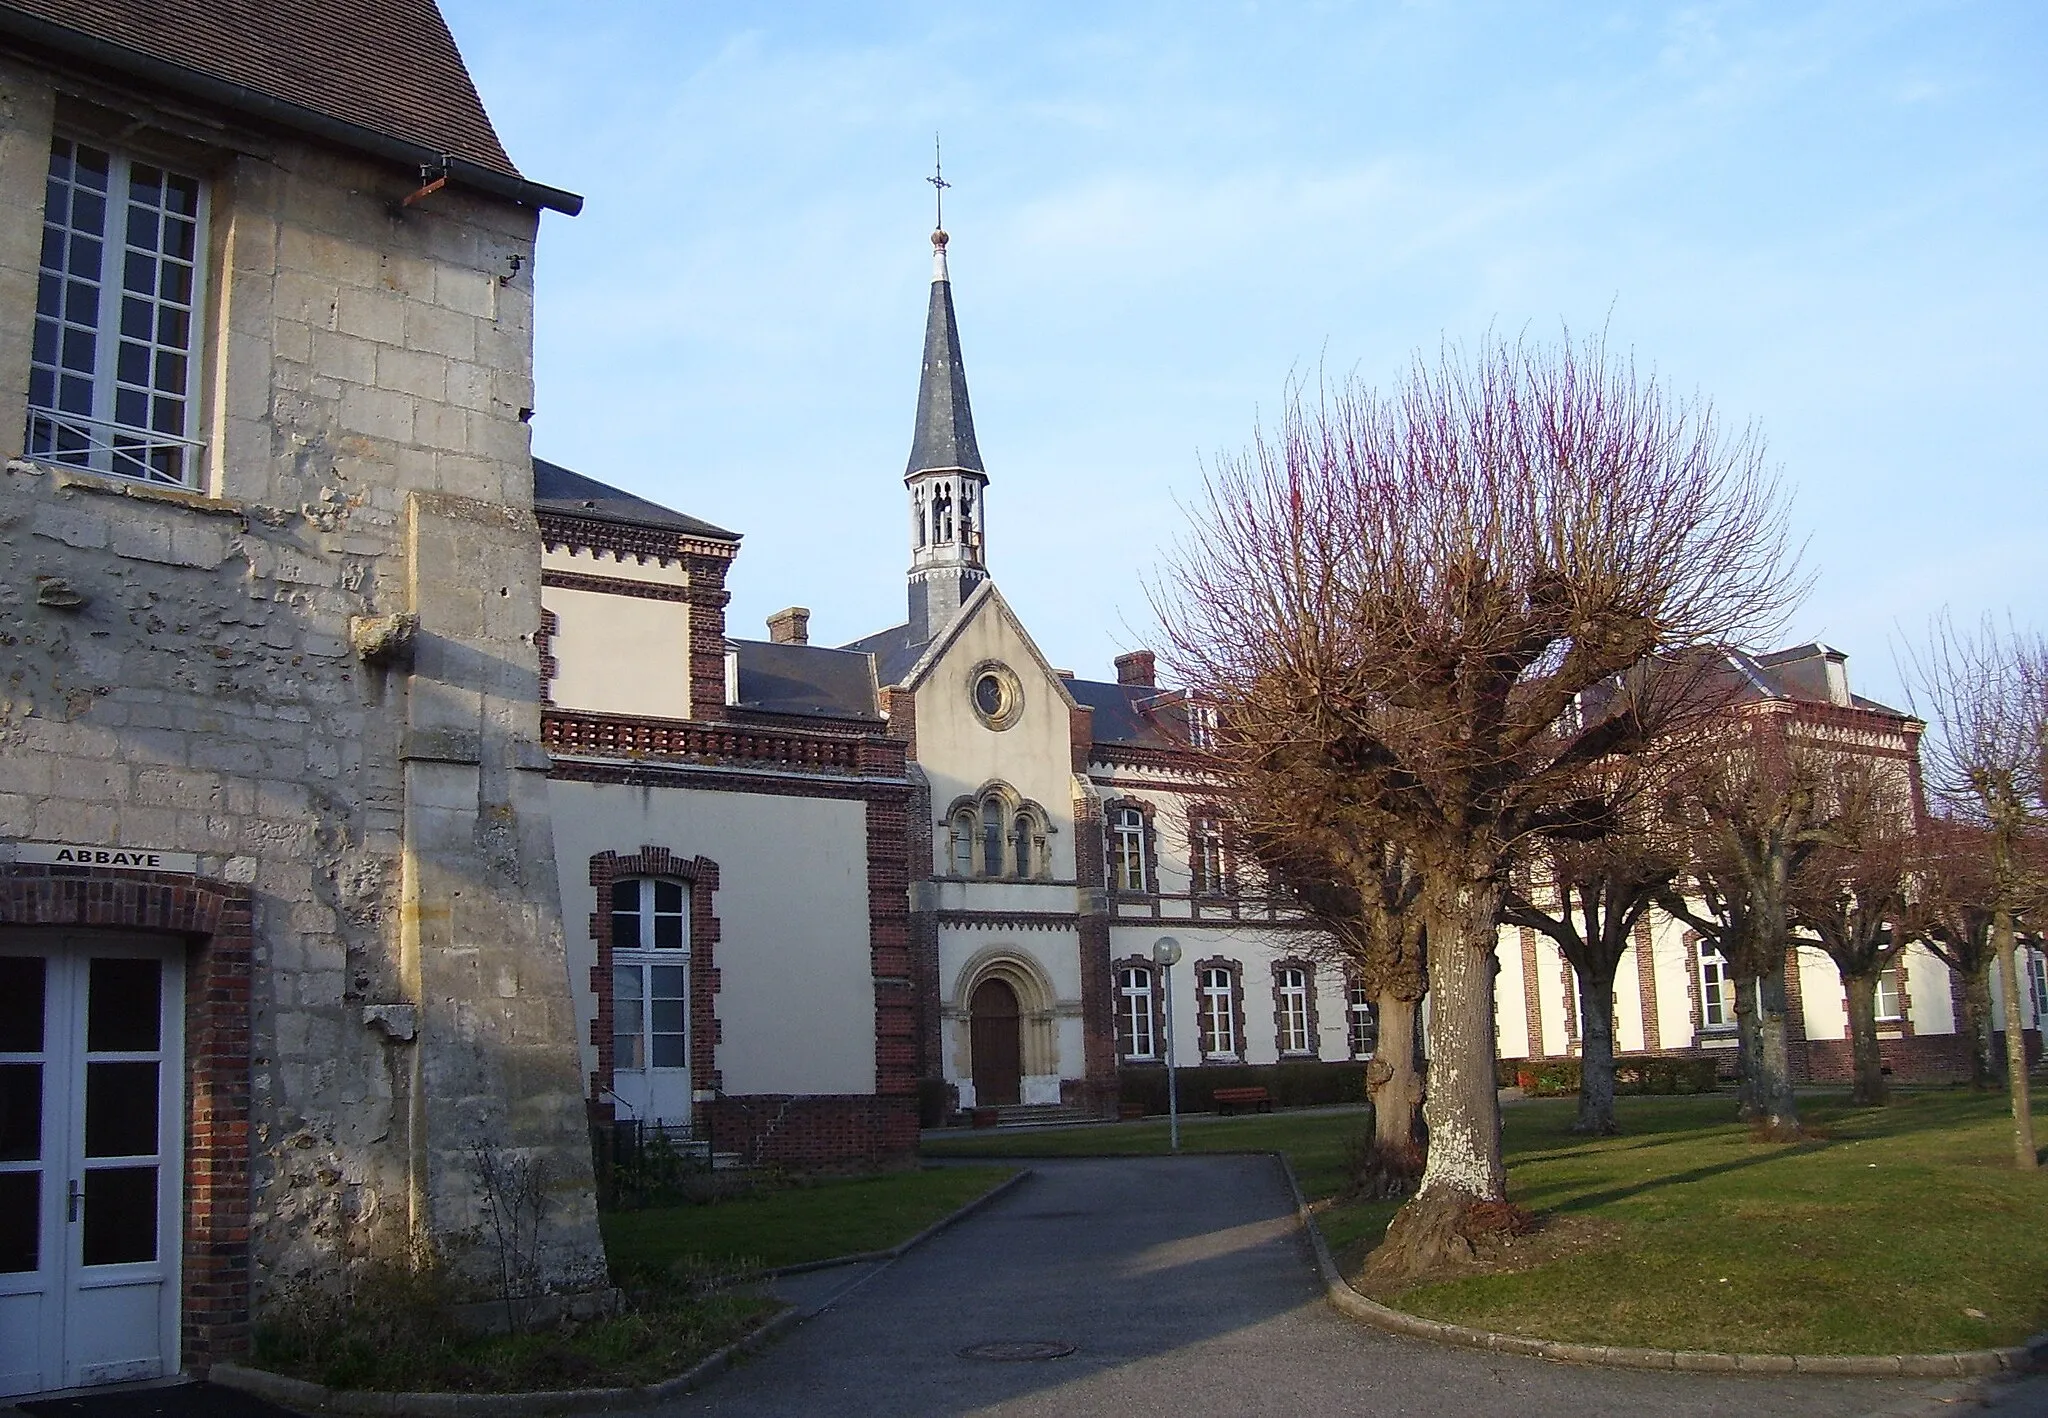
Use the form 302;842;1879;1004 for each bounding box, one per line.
928;133;950;230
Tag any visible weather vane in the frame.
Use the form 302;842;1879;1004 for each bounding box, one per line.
928;133;950;230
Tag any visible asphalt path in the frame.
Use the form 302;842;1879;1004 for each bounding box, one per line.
651;1154;2038;1418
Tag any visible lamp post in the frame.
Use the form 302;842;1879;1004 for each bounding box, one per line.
1153;936;1182;1155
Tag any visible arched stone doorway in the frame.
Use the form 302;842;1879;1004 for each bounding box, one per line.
969;977;1022;1106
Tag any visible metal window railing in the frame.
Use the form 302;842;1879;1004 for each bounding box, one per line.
24;406;204;489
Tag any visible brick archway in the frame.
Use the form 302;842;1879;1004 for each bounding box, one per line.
0;866;254;1371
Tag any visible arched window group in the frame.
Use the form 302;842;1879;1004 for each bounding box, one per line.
947;784;1052;881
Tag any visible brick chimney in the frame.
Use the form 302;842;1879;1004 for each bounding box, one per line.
767;606;810;645
1115;650;1156;688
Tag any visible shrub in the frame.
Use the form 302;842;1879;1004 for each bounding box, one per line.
1512;1056;1721;1097
1117;1060;1369;1114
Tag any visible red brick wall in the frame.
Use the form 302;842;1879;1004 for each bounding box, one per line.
0;866;255;1372
704;1094;918;1171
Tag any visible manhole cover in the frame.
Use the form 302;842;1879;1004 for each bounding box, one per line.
960;1340;1077;1362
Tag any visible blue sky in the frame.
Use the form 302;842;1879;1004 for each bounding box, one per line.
440;1;2045;709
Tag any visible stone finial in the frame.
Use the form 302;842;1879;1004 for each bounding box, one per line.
350;612;419;666
767;606;810;645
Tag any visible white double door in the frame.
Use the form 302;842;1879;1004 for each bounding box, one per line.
0;933;183;1396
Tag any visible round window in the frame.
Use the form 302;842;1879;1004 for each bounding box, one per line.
968;661;1023;731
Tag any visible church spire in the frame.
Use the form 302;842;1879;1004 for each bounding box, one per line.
903;182;990;645
905;229;984;478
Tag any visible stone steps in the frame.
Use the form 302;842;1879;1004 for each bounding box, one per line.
988;1103;1103;1130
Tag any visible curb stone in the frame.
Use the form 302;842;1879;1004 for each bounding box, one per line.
1272;1152;2042;1381
210;1167;1034;1415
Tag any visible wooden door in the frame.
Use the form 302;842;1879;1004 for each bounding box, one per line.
969;978;1022;1107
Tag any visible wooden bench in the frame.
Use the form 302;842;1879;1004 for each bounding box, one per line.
1212;1086;1272;1115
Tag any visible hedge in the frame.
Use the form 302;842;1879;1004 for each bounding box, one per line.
1506;1056;1722;1097
1117;1060;1369;1115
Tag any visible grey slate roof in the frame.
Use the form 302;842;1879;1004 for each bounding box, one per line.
731;640;880;722
842;622;925;688
0;0;580;211
533;458;739;543
1069;679;1195;750
906;257;984;476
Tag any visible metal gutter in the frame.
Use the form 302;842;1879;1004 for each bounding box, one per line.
0;6;583;215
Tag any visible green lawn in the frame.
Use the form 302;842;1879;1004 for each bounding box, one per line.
924;1091;2048;1355
600;1165;1019;1273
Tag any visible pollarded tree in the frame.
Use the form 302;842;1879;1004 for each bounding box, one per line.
1662;732;1838;1139
1154;332;1798;1282
1243;804;1428;1194
1916;817;2006;1090
1905;614;2046;1168
1787;756;1919;1108
1505;816;1683;1136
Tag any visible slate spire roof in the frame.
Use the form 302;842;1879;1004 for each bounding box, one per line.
905;230;984;477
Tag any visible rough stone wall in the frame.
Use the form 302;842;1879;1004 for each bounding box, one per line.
0;56;604;1312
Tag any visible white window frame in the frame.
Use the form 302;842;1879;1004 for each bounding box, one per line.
2026;948;2047;1025
1699;947;1734;1031
1874;965;1905;1024
28;136;208;488
1198;965;1238;1060
1186;702;1218;752
1347;982;1379;1058
1189;813;1226;896
610;877;689;1080
1116;965;1155;1061
1276;965;1312;1055
1111;806;1148;893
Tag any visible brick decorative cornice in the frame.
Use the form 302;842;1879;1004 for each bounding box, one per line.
542;708;906;780
1088;743;1207;772
549;756;909;804
539;510;738;565
936;909;1081;932
541;569;690;602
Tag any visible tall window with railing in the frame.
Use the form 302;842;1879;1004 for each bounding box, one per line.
1109;805;1148;892
609;878;689;1121
1698;946;1734;1031
1115;964;1156;1061
29;138;205;487
1274;965;1313;1055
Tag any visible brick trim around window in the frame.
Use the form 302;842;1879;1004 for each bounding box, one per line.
1111;954;1168;1062
586;848;722;1126
0;866;255;1373
1192;955;1246;1063
1102;795;1159;903
1269;957;1320;1057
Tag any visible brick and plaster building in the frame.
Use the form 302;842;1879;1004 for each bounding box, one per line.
535;223;2047;1156
0;0;603;1397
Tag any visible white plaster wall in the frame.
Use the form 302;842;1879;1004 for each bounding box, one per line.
1614;943;1647;1053
543;543;691;587
1648;914;1699;1050
544;586;690;719
1494;935;1531;1059
1533;934;1571;1056
914;599;1079;880
548;778;874;1097
1796;946;1847;1042
1904;942;1957;1035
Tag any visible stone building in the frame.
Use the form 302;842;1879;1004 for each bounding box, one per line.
0;0;603;1397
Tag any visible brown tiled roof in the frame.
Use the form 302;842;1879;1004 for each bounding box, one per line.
1;0;517;176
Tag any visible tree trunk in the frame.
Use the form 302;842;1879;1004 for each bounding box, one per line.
1573;959;1620;1136
1732;969;1763;1121
1962;963;1999;1090
1842;968;1887;1107
1993;907;2038;1170
1755;964;1803;1140
1361;884;1512;1289
1358;990;1426;1198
